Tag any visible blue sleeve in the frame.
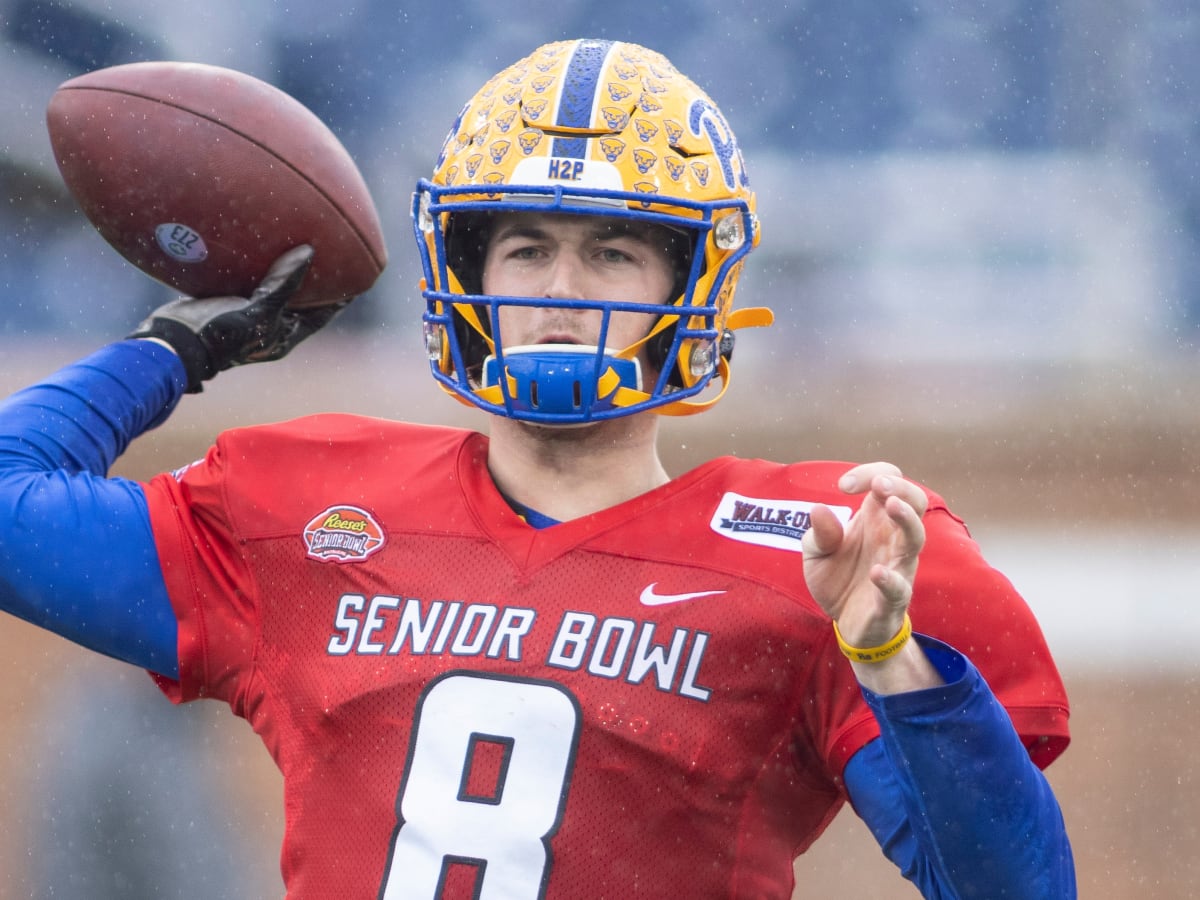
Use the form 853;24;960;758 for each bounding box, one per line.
0;340;188;678
843;636;1076;899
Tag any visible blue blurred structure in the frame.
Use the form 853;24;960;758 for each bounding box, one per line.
25;667;280;899
0;0;1196;356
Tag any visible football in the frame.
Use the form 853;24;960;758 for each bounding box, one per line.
45;61;387;309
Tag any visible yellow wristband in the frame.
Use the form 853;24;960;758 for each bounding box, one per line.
833;614;913;663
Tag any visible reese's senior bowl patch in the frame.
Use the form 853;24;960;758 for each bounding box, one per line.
710;492;851;553
303;505;385;563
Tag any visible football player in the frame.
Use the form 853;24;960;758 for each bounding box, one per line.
0;39;1073;898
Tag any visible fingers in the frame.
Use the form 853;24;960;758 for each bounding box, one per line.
838;461;929;520
834;460;928;586
837;461;901;494
806;463;927;563
239;245;318;359
801;503;845;559
247;301;351;363
291;300;349;337
249;245;315;307
884;491;926;555
869;560;914;607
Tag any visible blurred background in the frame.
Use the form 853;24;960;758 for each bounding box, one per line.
1;0;1198;897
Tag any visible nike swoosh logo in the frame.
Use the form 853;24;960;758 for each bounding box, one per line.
639;583;727;607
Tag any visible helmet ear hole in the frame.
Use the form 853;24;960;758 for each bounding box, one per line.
444;211;496;385
647;323;683;389
645;227;699;389
451;308;490;387
445;211;493;296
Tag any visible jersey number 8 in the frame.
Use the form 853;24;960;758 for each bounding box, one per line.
379;672;582;898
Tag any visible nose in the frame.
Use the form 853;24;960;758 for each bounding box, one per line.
542;251;585;300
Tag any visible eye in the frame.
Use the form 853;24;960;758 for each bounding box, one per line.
596;245;635;264
500;242;544;262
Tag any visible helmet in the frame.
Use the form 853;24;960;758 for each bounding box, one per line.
412;38;774;425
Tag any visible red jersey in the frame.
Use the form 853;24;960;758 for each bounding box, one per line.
145;415;1069;899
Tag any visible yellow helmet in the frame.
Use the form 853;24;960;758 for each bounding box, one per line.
412;38;773;424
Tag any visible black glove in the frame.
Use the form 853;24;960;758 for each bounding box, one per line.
129;245;346;392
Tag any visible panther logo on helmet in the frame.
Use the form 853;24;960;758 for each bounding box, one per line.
633;182;658;206
606;82;633;102
518;129;543;155
488;141;510;165
600;106;630;131
633;149;657;174
598;138;626;162
637;95;663;114
495;109;519;133
613;61;638;81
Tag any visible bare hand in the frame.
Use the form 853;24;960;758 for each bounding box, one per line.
801;462;928;651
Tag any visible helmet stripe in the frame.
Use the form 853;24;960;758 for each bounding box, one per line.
550;38;614;158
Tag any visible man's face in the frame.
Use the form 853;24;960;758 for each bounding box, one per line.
480;211;680;354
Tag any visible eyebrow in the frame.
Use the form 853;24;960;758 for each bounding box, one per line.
490;222;553;243
491;219;657;245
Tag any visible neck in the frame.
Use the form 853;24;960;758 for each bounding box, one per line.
486;413;670;522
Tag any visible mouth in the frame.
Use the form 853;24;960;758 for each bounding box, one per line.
534;333;583;346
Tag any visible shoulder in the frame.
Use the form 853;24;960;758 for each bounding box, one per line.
150;415;483;530
590;457;860;583
655;455;968;578
697;456;952;514
218;413;473;449
208;414;480;476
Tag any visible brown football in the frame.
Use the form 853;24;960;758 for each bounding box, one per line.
45;61;387;309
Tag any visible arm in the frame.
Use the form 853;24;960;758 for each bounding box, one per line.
0;340;185;675
0;246;337;677
803;462;1074;896
844;638;1075;898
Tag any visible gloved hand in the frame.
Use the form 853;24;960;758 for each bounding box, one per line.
129;245;346;392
